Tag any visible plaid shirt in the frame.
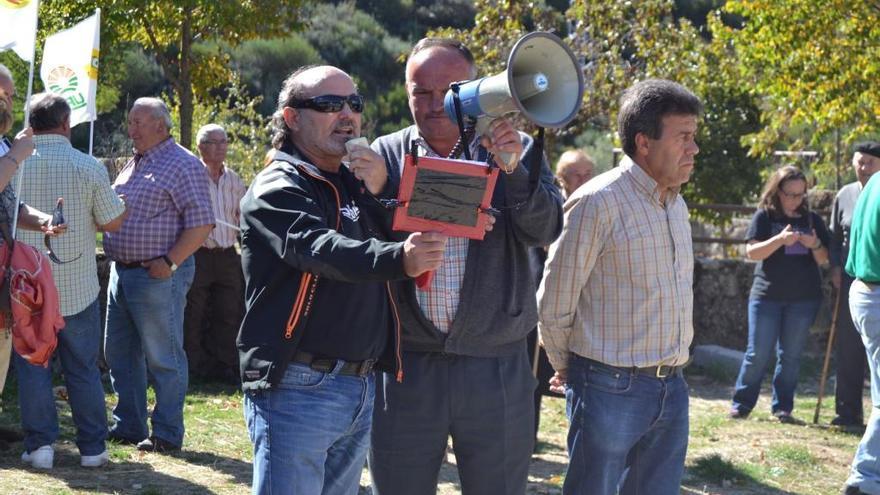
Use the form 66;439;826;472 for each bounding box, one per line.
538;157;694;371
203;165;247;249
103;138;213;262
17;134;125;316
411;137;480;333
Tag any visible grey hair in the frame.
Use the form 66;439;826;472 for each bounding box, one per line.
271;65;319;151
132;97;173;130
617;79;702;158
196;123;227;145
28;93;71;131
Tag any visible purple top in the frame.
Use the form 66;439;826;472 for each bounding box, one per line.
104;138;214;262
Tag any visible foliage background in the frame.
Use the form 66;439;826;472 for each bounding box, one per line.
1;0;877;223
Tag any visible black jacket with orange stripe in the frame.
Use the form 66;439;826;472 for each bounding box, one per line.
237;148;408;392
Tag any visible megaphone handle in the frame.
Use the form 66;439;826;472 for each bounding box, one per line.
415;270;434;291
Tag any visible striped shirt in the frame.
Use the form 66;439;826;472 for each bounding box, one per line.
17;134;125;315
103;138;214;262
537;156;693;371
203;165;247;248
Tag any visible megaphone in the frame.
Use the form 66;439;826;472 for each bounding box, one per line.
443;32;584;165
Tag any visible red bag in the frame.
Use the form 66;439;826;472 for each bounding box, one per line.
0;231;64;367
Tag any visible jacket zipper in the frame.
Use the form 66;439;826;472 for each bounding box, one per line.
283;166;342;340
386;282;404;382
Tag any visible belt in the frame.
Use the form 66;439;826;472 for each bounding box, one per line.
199;246;236;253
586;358;685;379
291;350;376;377
115;260;147;269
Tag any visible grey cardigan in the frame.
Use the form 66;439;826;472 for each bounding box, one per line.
372;126;563;357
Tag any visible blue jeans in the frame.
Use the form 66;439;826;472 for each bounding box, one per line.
104;257;194;446
14;299;107;455
847;281;880;492
564;354;689;495
244;362;375;495
732;299;820;415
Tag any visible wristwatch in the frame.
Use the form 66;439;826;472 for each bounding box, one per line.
161;255;178;272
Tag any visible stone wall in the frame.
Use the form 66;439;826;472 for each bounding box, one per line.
693;257;834;352
94;254;835;354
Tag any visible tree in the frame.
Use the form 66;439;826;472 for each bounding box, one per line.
40;0;304;149
714;0;880;181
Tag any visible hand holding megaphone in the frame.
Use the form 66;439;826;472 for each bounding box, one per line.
443;32;584;168
479;118;523;173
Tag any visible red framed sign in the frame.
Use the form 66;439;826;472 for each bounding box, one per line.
392;153;499;240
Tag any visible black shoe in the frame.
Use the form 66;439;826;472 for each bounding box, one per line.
774;411;804;425
832;416;864;427
728;408;749;420
843;484;868;495
136;436;180;453
107;430;143;445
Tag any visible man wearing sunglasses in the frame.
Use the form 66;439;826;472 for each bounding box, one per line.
238;65;447;495
369;39;563;495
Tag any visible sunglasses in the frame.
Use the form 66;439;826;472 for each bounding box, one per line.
290;94;365;113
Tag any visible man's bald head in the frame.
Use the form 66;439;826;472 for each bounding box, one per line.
556;149;595;197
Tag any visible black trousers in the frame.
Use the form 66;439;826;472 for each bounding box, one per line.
183;247;244;377
835;273;868;422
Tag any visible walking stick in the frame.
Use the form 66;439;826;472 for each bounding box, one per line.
814;286;843;424
532;333;541;377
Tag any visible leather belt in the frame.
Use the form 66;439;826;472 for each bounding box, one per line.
291;350;376;377
199;246;236;253
115;260;147;269
586;358;685;379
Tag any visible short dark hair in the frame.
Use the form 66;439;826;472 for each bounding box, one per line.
28;93;71;132
617;79;703;158
271;64;319;151
406;38;477;79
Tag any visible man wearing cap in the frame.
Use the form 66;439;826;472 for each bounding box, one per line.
830;141;880;429
842;145;880;495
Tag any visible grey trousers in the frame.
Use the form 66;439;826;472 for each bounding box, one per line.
370;345;536;495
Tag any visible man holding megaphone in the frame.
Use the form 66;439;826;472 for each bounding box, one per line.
369;37;566;494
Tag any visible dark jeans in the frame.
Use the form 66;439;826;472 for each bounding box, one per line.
183;247;244;377
370;347;536;495
564;354;689;495
836;273;868;423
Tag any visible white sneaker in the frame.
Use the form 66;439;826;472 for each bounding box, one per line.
80;449;109;468
21;445;54;469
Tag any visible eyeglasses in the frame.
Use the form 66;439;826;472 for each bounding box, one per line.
290;94;365;114
201;139;228;146
779;190;807;199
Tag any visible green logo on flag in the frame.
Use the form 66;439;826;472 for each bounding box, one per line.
47;66;87;111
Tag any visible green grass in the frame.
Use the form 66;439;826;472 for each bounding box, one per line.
0;367;867;494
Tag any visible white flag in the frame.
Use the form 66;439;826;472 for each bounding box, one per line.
0;0;39;62
40;10;100;127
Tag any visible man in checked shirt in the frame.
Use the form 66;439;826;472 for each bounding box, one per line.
103;97;214;453
183;124;247;384
538;79;702;495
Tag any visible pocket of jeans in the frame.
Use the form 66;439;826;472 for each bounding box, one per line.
585;364;633;394
276;362;328;390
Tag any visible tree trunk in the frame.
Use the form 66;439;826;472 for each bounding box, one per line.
178;11;194;150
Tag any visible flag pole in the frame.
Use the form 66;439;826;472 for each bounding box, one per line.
11;0;40;238
87;8;100;157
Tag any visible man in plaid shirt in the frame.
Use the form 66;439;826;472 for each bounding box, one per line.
103;97;214;453
15;93;127;469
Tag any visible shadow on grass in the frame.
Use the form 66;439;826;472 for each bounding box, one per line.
684;454;799;495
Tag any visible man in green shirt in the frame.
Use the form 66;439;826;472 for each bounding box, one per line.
843;169;880;495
